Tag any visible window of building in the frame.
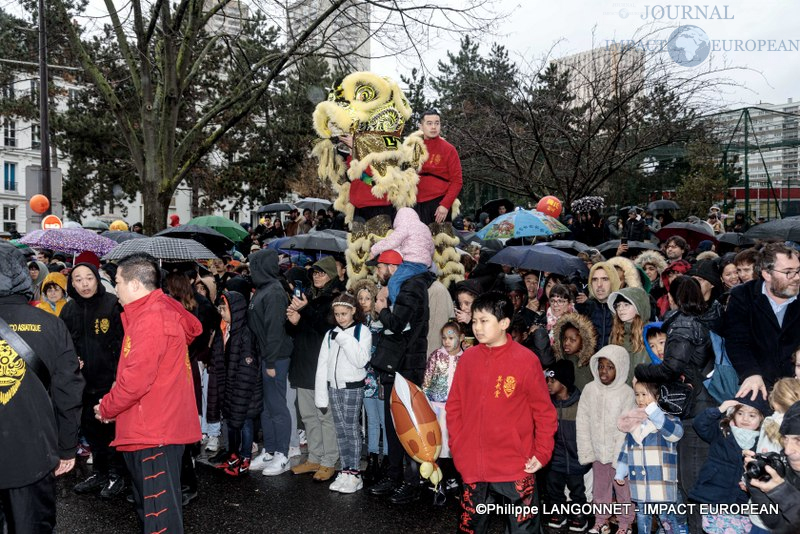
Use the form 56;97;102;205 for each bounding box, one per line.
30;79;38;103
3;119;16;147
3;162;16;191
68;88;79;107
1;82;14;101
3;205;16;232
31;124;41;149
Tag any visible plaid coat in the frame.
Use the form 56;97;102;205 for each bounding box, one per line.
616;408;683;503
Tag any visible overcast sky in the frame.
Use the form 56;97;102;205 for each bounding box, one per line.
373;0;800;109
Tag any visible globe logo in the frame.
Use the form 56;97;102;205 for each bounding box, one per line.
667;25;711;67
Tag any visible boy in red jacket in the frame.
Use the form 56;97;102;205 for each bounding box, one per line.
447;292;558;533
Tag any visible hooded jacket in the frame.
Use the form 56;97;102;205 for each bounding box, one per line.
196;275;217;304
606;256;642;290
608;286;651;384
447;335;558;483
576;345;636;467
60;262;124;395
29;260;49;301
0;242;84;489
575;262;621;350
552;312;597;392
550;387;590;476
635;250;668;299
315;322;372;409
212;290;262;429
248;249;293;370
98;288;202;451
642;321;665;363
35;271;68;316
370;207;436;266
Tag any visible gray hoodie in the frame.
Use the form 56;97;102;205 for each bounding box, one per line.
247;249;293;368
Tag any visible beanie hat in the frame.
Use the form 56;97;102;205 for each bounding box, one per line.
735;393;772;418
545;359;575;392
697;240;714;253
780;400;800;436
75;251;101;269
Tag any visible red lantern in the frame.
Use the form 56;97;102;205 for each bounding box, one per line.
29;194;50;214
536;196;562;218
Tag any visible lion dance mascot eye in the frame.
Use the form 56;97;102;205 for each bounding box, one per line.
312;72;464;289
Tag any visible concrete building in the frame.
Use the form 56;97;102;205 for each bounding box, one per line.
204;0;249;37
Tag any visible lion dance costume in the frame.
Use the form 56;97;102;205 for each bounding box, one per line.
312;71;464;288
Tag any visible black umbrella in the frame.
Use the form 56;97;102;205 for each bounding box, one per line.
100;230;149;244
257;203;296;214
282;230;347;253
744;218;800;242
488;244;588;277
647;199;680;211
717;232;756;247
103;237;217;261
543;240;591;256
597;240;660;258
476;198;515;221
154;224;235;257
656;222;717;250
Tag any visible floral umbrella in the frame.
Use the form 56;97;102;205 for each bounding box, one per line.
476;208;569;240
20;228;118;256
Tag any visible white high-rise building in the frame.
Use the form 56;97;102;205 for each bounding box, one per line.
287;0;371;73
204;0;250;37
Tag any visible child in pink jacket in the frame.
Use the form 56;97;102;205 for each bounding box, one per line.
370;207;435;304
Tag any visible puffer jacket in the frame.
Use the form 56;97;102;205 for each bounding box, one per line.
315;322;372;409
606;257;642;289
60;263;124;395
575;262;621;350
552;312;597;392
634;304;722;419
551;387;590;475
288;279;336;390
576;345;636;467
214;290;262;430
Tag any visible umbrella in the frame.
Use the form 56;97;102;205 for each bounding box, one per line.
20;228;117;256
155;225;235;257
101;230;149;244
571;196;605;213
103;237;217;261
281;230;347;254
656;222;717;250
187;215;248;242
63;221;83;229
296;198;332;213
488;244;588;277
543;240;591;256
647;199;680;211
475;198;515;222
9;239;32;252
597;240;661;258
83;219;110;231
476;208;569;240
744;218;800;242
718;232;756;247
256;203;297;214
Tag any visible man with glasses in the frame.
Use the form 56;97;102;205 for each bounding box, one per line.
725;243;800;401
663;236;688;261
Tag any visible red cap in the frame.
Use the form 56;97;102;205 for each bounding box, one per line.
376;250;403;265
75;251;101;269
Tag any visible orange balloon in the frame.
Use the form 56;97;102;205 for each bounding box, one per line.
29;194;50;214
536;196;562;218
390;374;443;485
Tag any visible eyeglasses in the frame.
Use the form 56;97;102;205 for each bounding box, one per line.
770;268;800;279
549;298;569;305
312;271;328;277
665;244;680;249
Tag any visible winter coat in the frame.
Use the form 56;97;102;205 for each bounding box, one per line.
315;322;372;409
634;307;720;419
214;290;262;430
98;289;203;451
576;345;636;467
447;335;558;483
427;279;454;357
725;279;800;390
608;286;651;384
287;277;336;390
370;207;435;266
615;404;682;502
551;387;589;476
689;407;754;504
29;260;49;301
576;262;621;350
423;347;463;403
376;271;431;386
248;249;293;370
642;321;665;363
0;242;84;489
35;271;68;316
749;465;800;534
196;275;217;304
606;257;642;290
552;312;597;392
60;263;124;395
623;217;647;242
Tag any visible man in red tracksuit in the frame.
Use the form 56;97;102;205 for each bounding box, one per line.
95;253;202;534
447;292;557;534
415;109;463;224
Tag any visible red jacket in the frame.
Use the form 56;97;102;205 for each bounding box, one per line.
446;335;557;483
99;289;202;451
417;136;463;209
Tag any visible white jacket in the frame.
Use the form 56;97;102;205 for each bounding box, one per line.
315;322;372;409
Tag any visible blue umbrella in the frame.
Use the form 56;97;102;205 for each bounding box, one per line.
488;244;588;277
476;208;569;240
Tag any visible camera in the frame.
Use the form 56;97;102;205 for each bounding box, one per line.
745;452;788;482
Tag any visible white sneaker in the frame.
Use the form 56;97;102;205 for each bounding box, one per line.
337;472;363;493
261;452;290;476
205;435;220;452
288;446;302;458
329;472;347;492
249;450;274;471
86;453;93;465
298;429;307;446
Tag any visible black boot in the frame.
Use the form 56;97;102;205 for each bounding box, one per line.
363;453;380;484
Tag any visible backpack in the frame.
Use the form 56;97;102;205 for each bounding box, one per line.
328;323;362;349
703;331;740;404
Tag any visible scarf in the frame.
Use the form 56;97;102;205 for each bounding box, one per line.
730;423;760;450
